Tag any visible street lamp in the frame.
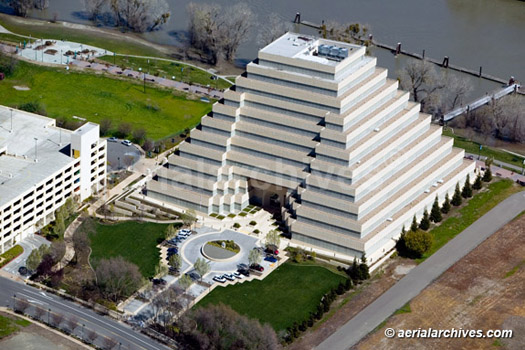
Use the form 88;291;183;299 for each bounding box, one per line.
47;308;51;324
12;294;16;310
82;323;85;340
9;108;13;133
34;137;38;162
138;67;145;93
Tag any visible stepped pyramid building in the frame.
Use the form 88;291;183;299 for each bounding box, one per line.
146;33;475;263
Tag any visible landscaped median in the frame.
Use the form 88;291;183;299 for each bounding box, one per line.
0;245;23;269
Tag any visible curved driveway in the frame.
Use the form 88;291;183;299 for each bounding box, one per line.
181;229;259;273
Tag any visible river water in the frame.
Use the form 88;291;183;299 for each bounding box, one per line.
6;0;524;97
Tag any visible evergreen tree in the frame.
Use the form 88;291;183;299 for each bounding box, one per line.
483;158;493;182
401;225;406;234
482;167;492;182
451;182;462;206
358;254;370;280
441;193;451;214
430;196;442;223
461;174;473;198
419;209;430;230
410;215;419;232
472;174;483;190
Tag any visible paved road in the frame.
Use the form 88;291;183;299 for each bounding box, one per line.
2;235;49;277
466;152;524;175
0;277;171;350
317;191;525;350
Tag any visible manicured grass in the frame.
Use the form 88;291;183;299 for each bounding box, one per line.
0;61;212;140
99;55;232;90
89;221;169;278
0;245;23;268
443;130;524;168
0;32;25;44
0;314;29;339
197;262;347;331
0;14;164;57
417;179;521;262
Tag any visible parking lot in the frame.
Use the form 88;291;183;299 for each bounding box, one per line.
106;139;141;172
2;235;50;278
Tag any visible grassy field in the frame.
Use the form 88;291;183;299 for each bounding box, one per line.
197;262;347;331
0;32;25;45
0;60;212;140
99;55;232;90
89;221;169;278
418;179;521;262
0;14;164;57
0;314;30;338
444;129;525;168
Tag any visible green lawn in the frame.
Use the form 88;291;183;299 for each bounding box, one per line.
89;221;170;278
0;32;26;45
0;61;212;140
197;262;347;331
0;14;164;57
444;130;525;168
0;314;30;339
418;179;521;262
98;55;232;90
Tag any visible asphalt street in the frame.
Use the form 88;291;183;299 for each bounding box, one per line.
317;191;525;350
0;276;171;350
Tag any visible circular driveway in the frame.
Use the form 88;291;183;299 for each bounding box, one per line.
181;229;260;273
106;140;141;172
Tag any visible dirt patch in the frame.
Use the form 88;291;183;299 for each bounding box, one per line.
287;258;417;350
13;85;30;91
356;215;525;350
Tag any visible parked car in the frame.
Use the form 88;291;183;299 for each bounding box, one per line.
167;247;178;253
265;244;279;255
121;140;132;146
237;268;250;277
152;278;167;286
250;264;264;272
107;137;118;142
213;275;226;283
18;266;28;276
186;272;201;281
223;273;235;281
180;229;191;235
233;272;243;279
264;255;278;263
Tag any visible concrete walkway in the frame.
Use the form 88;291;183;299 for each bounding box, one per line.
53;216;83;272
317;190;525;350
0;24;10;34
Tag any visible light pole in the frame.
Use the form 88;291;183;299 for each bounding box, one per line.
9;108;13;133
34;137;38;162
139;67;145;93
478;144;482;160
81;323;85;341
47;308;51;324
12;294;16;310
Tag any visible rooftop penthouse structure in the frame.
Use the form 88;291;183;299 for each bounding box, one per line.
146;33;475;263
0;106;106;253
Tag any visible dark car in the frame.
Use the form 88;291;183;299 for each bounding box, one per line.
152;278;167;286
250;264;264;272
186;272;201;281
237;268;250;276
265;244;279;255
18;266;28;276
168;247;178;253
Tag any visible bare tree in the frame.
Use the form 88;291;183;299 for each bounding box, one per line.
83;0;107;20
441;74;471;112
193;258;210;280
34;306;46;321
100;118;113;136
49;240;66;264
86;329;98;344
248;248;261;266
132;128;147;144
14;298;30;314
8;0;32;17
222;3;254;62
95;257;144;301
109;0;170;32
50;312;65;328
66;315;79;333
265;230;281;248
398;59;446;113
151;286;184;328
33;0;49;10
117;122;132;137
187;2;254;64
102;336;118;350
257;13;290;47
178;274;193;290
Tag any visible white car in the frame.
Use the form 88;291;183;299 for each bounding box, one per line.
233;272;243;279
180;229;191;234
223;273;235;281
121;140;132;146
107;137;118;142
213;275;226;283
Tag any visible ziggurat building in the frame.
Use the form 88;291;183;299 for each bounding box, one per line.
147;33;475;263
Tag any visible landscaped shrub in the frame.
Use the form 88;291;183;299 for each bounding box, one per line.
233;223;241;228
253;229;260;234
419;209;430;230
441;193;451;214
430;196;442;223
249;220;257;226
461;174;473;198
473;174;483;190
451;182;463;206
17;101;47;116
0;245;23;268
396;229;433;259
